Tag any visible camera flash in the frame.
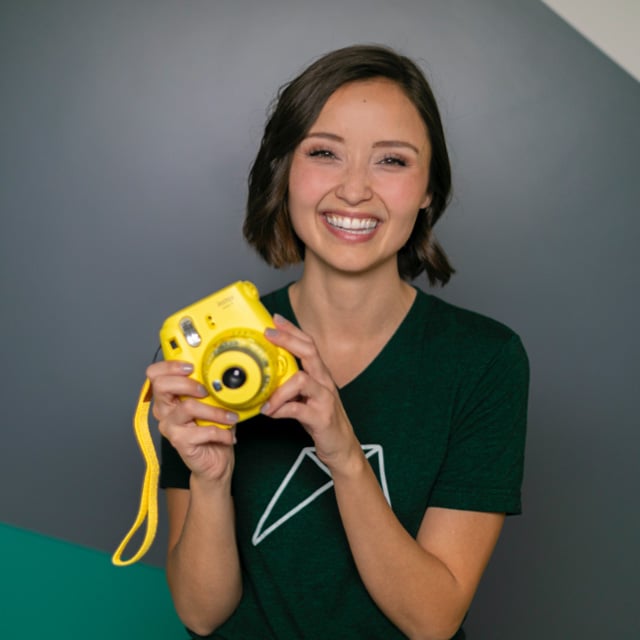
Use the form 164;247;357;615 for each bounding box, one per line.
179;317;202;347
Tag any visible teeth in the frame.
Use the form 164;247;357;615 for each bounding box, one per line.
325;214;379;233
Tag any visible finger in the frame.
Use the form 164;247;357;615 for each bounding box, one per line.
267;400;316;425
261;370;329;417
266;383;339;429
270;314;314;343
153;374;208;401
151;375;208;420
170;397;239;428
265;318;334;386
162;420;236;450
146;360;194;381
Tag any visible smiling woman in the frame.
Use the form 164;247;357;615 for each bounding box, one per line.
244;44;454;286
150;44;529;640
287;79;433;277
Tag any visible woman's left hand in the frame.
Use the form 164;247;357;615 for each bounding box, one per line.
261;313;361;471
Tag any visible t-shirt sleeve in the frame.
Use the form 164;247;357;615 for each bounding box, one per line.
159;435;191;489
429;333;530;515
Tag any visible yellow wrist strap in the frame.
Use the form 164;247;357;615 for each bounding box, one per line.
111;378;159;566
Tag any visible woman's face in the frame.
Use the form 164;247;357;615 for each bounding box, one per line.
287;78;432;278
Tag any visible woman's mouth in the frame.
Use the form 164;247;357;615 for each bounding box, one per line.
323;214;380;235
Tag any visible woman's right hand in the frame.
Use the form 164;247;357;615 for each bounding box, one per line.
146;360;238;486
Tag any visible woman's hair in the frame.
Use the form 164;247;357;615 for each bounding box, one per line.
243;43;454;285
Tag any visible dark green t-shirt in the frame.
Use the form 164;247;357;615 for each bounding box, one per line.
160;285;529;639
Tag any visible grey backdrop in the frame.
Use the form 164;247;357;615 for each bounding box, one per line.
2;0;639;638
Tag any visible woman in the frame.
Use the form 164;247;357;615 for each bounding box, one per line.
150;44;529;639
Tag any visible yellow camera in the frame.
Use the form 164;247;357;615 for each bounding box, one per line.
160;280;298;425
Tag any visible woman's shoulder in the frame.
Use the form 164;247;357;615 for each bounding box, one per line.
415;289;527;358
413;291;529;402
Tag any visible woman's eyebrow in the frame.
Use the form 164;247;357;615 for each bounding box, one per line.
304;131;343;142
304;132;420;154
373;140;420;154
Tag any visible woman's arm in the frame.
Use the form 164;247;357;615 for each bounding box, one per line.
148;361;242;636
263;315;505;640
331;450;504;640
165;483;241;637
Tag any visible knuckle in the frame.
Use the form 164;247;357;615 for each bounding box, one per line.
294;370;308;386
286;403;301;418
299;342;316;359
151;392;173;417
145;363;160;380
157;419;169;438
181;397;202;415
157;415;178;440
166;432;183;451
150;377;166;394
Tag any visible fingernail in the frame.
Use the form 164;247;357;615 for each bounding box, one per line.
197;385;208;397
181;363;194;373
273;313;286;324
260;402;270;415
265;328;278;337
225;412;239;424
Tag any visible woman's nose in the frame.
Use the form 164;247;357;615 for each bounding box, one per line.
335;163;373;205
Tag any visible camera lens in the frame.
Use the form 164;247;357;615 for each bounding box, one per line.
222;366;247;389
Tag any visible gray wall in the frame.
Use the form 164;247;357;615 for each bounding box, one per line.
2;1;639;637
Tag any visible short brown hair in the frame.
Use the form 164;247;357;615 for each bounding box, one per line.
243;44;454;285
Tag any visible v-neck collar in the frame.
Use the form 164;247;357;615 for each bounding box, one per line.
272;283;428;392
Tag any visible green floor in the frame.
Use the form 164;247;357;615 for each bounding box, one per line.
0;522;187;639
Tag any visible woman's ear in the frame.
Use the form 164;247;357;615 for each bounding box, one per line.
420;192;433;210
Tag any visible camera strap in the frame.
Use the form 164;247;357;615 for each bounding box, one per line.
111;378;159;566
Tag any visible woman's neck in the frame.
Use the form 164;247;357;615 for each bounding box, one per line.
289;264;416;346
286;264;418;388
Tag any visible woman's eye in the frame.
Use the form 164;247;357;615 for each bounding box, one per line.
307;148;336;159
379;156;407;167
